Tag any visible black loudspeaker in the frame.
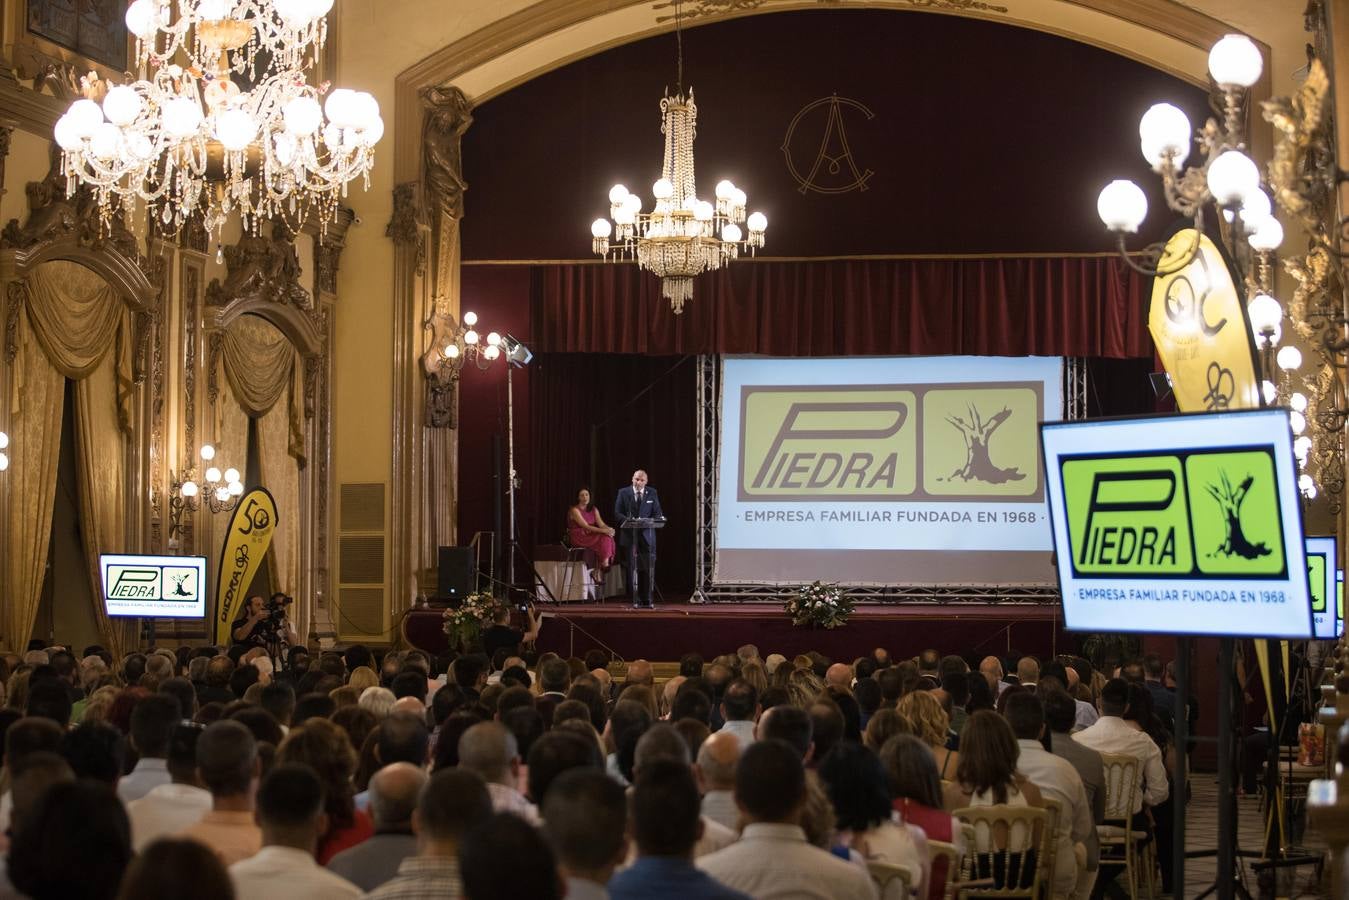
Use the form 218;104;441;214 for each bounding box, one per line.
437;546;476;600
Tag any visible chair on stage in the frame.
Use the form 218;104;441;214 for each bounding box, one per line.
534;543;595;602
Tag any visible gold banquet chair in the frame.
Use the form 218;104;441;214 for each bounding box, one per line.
1096;753;1151;900
1036;797;1063;900
952;805;1050;899
868;860;917;900
927;839;964;900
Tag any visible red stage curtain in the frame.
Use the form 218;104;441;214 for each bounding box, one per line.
524;354;697;595
530;257;1151;358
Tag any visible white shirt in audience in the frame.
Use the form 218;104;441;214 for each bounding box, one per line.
857;819;928;900
229;845;362;900
718;720;756;748
126;782;213;851
1074;700;1100;731
1015;738;1092;897
1071;716;1169;811
702;789;738;832
486;781;541;824
117;757;171;804
698;822;879;900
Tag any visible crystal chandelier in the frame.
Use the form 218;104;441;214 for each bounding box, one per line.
51;0;383;238
589;4;766;314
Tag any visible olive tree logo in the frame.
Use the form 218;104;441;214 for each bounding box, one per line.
944;405;1026;485
1203;470;1271;560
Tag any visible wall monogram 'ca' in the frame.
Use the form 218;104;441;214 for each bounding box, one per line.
781;94;875;195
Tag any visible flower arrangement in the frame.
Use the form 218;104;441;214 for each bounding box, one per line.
785;581;853;629
442;591;500;650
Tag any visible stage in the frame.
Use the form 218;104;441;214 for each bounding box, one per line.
403;600;1071;663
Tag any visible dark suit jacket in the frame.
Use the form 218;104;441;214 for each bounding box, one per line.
614;485;664;552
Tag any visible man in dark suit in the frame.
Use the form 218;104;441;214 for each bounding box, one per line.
613;469;664;609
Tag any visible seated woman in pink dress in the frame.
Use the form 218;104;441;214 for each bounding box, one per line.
567;487;616;583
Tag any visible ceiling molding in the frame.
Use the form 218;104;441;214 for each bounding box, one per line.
390;0;1264;181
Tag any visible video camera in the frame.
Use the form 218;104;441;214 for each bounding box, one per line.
265;593;293;622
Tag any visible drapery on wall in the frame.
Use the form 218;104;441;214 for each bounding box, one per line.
529;257;1152;359
3;261;136;657
212;313;305;636
524;354;697;595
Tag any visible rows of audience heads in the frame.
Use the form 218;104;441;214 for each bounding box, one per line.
0;637;1174;899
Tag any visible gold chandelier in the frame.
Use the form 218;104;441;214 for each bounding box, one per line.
589;3;767;314
52;0;382;238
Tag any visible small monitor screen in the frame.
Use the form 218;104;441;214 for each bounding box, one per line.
1338;570;1344;638
100;554;208;618
1307;537;1337;639
1041;408;1312;639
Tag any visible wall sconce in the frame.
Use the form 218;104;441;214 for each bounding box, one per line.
425;308;502;379
168;443;244;546
0;430;8;472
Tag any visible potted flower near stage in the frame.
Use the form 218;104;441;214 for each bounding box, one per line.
442;591;499;652
785;581;853;629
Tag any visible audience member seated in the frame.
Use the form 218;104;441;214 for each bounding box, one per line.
115;839;233;900
542;769;629;899
459;720;539;823
127;722;213;850
1004;691;1092;900
228;763;361;898
354;711;430;811
9;779;132;900
118;694;181;803
697;730;742;831
632;723;737;858
1071;678;1169;813
180;719;262;866
610;758;751;900
526;729;604;805
718;680;758;747
818;741;928;899
276;717;372;863
459;812;562;900
1043;689;1105;900
567;487;617;583
898;691;958;779
364;769;492;898
697;739;877;899
327;761;424;891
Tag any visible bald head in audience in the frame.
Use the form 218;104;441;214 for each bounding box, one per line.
695;731;740;793
979;656;1004;690
825;664;852;691
458;721;519;787
625;660;654;687
368;761;427;830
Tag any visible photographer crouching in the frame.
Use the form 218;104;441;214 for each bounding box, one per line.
231;592;299;662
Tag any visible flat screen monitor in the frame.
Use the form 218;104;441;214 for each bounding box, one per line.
1041;408;1312;639
1307;537;1337;639
100;554;207;618
1338;570;1344;638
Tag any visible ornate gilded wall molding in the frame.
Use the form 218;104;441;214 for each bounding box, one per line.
205;222;314;311
4;279;24;363
421;86;473;220
386;181;427;277
0;124;13;202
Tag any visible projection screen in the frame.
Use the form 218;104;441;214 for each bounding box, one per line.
714;355;1063;586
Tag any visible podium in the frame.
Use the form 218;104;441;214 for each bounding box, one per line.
620;518;665;606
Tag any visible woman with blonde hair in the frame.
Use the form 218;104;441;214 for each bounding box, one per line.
740;660;768;696
785;667;824;709
897;690;959;779
348;666;379;692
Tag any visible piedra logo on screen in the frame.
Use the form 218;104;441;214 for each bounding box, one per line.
738;384;1043;502
1060;448;1287;579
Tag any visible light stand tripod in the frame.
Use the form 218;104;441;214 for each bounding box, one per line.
499;336;556;606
